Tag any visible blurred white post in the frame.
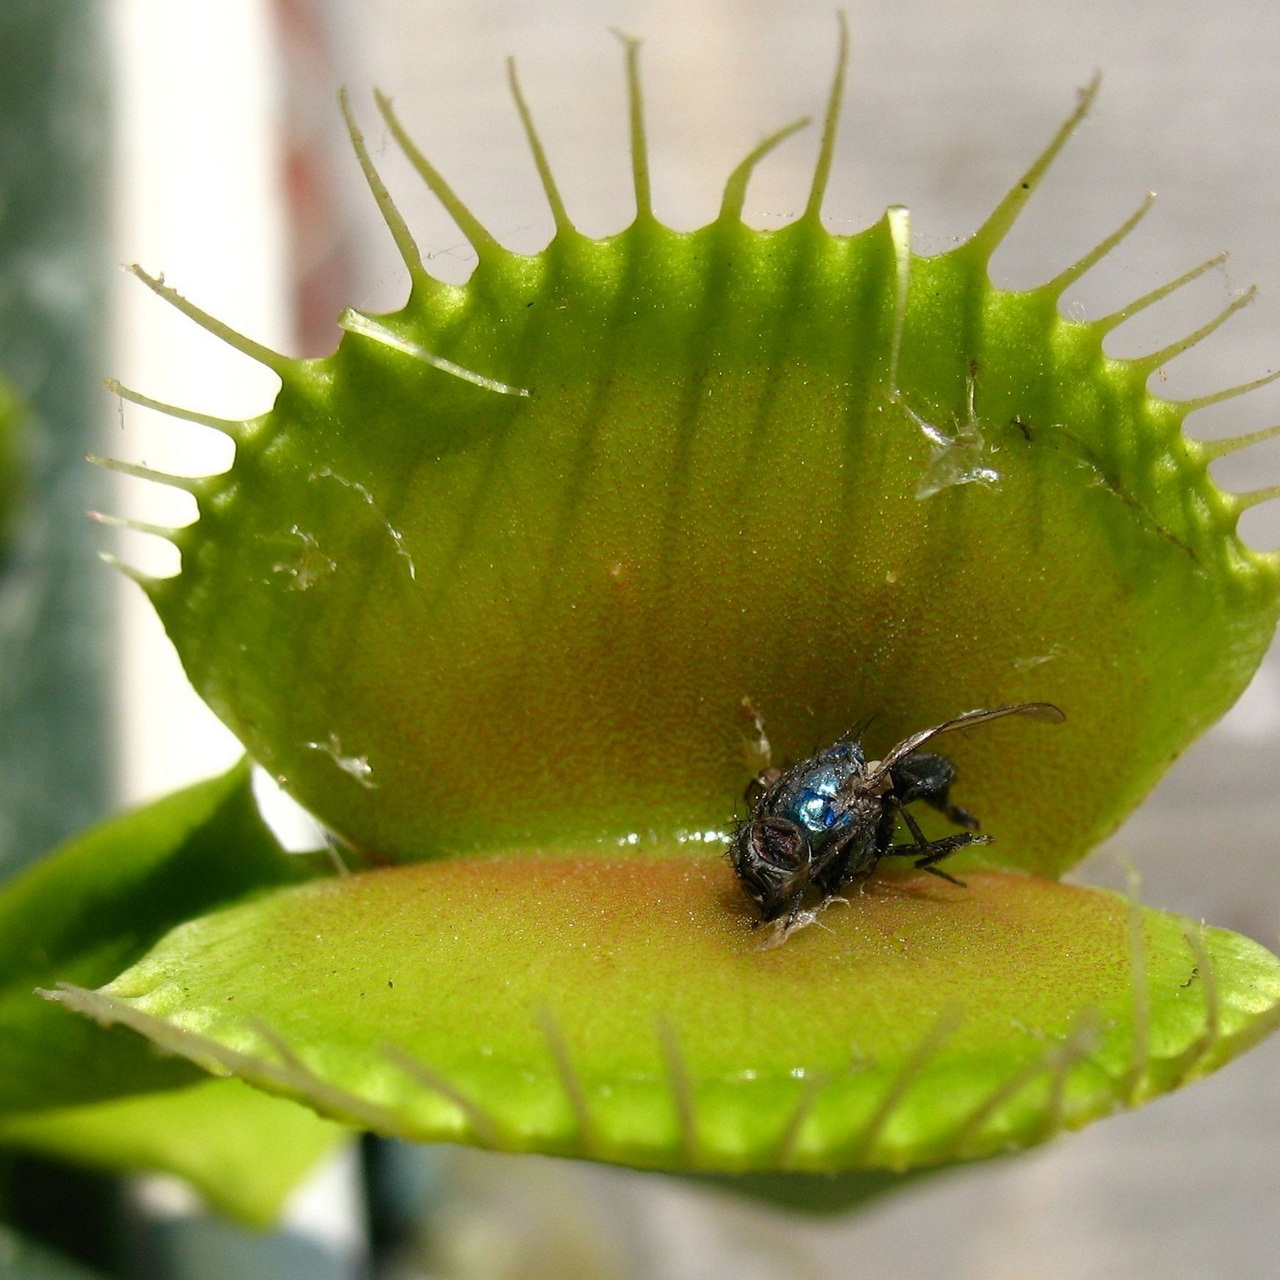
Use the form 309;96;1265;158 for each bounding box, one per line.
108;3;364;1274
108;0;289;805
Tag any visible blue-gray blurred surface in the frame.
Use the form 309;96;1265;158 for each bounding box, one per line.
0;0;112;877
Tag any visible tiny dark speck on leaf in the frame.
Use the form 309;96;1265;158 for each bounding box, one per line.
388;980;394;988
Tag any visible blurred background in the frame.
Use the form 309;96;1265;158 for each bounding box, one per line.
2;0;1278;1275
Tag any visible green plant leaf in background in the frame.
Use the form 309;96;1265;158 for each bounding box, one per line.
0;1222;109;1279
0;760;312;1115
0;761;348;1223
0;375;24;564
0;1079;347;1229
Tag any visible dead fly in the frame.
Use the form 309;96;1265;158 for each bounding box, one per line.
730;703;1065;942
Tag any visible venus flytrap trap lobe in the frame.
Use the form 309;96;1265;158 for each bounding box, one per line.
44;866;1280;1174
99;36;1279;874
55;27;1280;1189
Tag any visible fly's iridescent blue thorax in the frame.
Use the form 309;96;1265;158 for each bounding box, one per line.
770;737;867;847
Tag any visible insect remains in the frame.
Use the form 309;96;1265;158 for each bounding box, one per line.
730;703;1065;941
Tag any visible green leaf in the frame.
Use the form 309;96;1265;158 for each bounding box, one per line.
0;1225;109;1280
0;374;24;562
0;761;312;1114
49;858;1280;1176
0;1079;348;1229
106;55;1280;877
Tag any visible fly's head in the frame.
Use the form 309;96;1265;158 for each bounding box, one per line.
728;813;812;921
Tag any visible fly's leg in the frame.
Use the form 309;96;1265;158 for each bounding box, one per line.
884;804;989;886
927;795;980;832
810;828;877;900
892;752;981;831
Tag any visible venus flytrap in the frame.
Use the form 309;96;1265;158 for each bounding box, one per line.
15;26;1280;1211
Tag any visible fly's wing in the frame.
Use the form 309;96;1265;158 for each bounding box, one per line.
872;703;1065;779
